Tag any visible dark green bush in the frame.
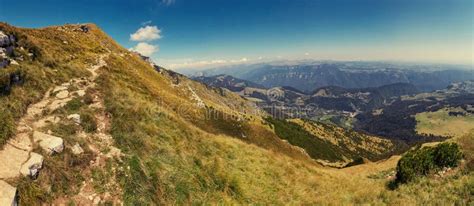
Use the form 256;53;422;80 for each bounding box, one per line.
395;143;462;184
433;143;463;168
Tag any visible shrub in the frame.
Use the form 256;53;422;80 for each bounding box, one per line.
433;143;463;168
395;143;463;184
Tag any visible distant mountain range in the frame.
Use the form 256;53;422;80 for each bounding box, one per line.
187;63;474;92
192;73;474;144
192;74;265;92
194;74;420;112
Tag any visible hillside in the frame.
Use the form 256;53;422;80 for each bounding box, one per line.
0;23;471;205
194;76;422;130
192;74;266;92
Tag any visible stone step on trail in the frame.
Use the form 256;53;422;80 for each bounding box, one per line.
55;90;69;99
0;180;17;206
52;85;68;93
7;132;33;151
0;144;29;179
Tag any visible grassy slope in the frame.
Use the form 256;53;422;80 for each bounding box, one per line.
416;107;474;138
289;119;400;165
0;23;121;146
1;23;471;204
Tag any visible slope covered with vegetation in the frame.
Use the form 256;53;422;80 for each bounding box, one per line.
0;23;471;205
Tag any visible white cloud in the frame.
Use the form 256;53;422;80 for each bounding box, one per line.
154;57;255;70
130;42;159;56
130;26;162;41
230;58;248;63
141;20;152;26
162;0;175;6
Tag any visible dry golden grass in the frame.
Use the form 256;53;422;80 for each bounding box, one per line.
2;22;472;205
416;107;474;138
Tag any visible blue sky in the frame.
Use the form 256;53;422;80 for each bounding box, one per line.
0;0;472;69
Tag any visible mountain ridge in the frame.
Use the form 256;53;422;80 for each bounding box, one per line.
190;63;474;92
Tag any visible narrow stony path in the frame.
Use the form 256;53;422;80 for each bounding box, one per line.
0;54;122;205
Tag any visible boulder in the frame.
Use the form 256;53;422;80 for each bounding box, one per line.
0;31;12;47
67;114;81;124
33;131;64;155
0;180;17;206
20;152;44;178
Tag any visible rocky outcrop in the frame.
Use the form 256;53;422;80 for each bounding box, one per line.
33;131;64;155
0;31;16;69
0;31;15;47
0;180;17;206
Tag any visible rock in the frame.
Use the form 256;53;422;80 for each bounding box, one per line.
93;196;101;205
80;25;90;33
67;114;81;124
0;180;17;206
55;90;69;99
76;90;86;97
0;144;30;179
52;86;68;93
20;152;44;178
71;143;84;155
10;59;19;65
4;46;14;56
0;31;13;47
33;131;64;155
48;99;68;111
